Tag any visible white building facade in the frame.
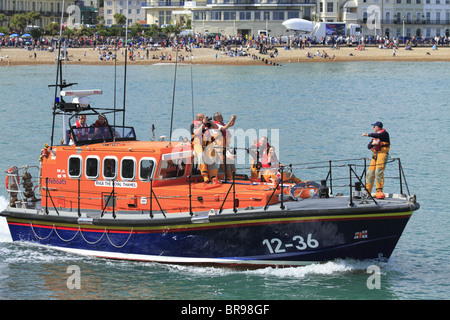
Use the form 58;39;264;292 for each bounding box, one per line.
104;0;147;26
319;0;450;37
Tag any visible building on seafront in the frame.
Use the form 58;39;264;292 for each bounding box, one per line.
0;0;99;29
1;0;447;38
140;0;449;38
103;0;146;26
142;0;316;37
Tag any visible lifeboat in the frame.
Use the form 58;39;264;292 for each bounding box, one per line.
0;51;420;268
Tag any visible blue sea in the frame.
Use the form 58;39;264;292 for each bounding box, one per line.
0;60;448;301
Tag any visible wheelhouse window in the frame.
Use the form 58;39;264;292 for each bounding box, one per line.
68;156;82;178
85;156;100;179
121;158;136;180
159;159;186;179
139;158;156;181
103;157;117;179
158;151;191;179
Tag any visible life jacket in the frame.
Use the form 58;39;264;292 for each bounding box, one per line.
75;120;88;140
192;120;211;147
212;120;232;143
258;142;271;168
371;129;388;152
5;166;19;190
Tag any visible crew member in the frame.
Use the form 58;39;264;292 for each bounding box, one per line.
261;146;302;184
250;136;270;181
362;121;390;199
211;112;236;180
93;114;111;139
75;115;88;141
192;113;218;183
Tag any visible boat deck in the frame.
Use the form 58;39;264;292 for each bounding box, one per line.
3;191;419;227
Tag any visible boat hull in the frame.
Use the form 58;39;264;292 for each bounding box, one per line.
2;204;417;267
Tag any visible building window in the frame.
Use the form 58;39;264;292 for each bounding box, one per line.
327;2;334;13
211;11;221;21
272;11;285;21
224;11;236;20
194;11;206;21
166;11;172;24
320;2;323;13
239;11;251;20
288;11;300;19
254;11;260;20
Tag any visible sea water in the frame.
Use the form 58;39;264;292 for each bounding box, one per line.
0;61;448;300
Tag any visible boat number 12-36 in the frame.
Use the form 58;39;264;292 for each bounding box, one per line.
262;234;319;253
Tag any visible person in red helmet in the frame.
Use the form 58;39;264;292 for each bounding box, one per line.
362;121;390;199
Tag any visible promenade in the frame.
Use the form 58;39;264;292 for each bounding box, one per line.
1;45;450;66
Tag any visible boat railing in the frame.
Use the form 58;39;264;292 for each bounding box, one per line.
5;165;41;209
12;156;412;216
287;156;408;190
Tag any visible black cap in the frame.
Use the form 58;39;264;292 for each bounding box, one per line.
371;121;383;128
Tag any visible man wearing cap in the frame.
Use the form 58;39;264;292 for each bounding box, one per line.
362;122;390;199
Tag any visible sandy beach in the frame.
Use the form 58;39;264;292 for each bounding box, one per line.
1;45;450;66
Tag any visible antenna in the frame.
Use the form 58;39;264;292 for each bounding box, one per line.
50;0;66;148
168;44;179;146
122;2;129;128
190;49;195;120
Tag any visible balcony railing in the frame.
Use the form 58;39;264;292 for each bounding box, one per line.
360;19;450;26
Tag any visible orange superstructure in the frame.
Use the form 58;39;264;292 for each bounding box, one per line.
39;139;281;215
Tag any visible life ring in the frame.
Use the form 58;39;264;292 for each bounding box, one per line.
290;181;321;200
5;166;19;190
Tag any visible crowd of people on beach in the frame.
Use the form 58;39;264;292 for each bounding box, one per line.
2;31;449;51
1;31;449;65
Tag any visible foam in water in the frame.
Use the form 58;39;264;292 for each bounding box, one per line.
164;259;385;278
0;196;12;242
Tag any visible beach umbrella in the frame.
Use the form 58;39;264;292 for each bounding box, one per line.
10;33;20;37
22;33;32;38
0;33;5;36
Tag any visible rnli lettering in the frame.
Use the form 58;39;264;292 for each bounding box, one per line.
95;180;137;188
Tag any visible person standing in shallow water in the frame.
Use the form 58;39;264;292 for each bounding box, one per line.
362;121;390;199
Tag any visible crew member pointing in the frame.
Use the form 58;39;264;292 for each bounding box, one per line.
362;121;390;199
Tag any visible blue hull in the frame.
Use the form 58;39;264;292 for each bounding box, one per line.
4;209;414;267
